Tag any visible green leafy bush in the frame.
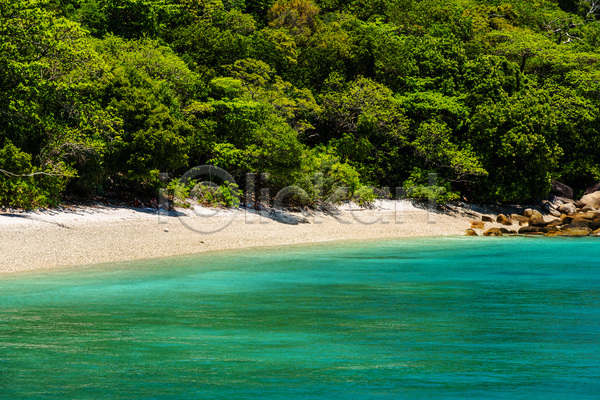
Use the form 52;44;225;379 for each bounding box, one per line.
0;140;70;209
352;186;377;207
294;149;363;206
191;181;241;207
167;178;240;208
5;0;600;209
402;168;460;204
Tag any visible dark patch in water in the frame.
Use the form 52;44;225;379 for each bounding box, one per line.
495;270;551;277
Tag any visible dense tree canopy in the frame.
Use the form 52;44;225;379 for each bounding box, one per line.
1;0;600;207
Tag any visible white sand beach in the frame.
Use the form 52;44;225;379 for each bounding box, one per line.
0;201;513;273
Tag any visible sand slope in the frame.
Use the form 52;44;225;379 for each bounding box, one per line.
0;201;507;273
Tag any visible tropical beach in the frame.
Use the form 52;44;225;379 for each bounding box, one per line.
3;1;600;398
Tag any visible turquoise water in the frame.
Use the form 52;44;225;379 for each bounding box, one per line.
1;237;600;399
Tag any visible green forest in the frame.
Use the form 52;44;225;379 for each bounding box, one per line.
1;0;600;208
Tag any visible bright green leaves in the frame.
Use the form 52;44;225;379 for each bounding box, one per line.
209;77;244;99
411;121;487;184
0;139;42;208
249;28;297;68
0;0;110;202
468;88;562;202
172;18;251;74
397;95;486;202
294;148;362;205
370;25;416;92
208;142;246;172
91;35;205;184
205;99;267;147
3;0;600;208
296;18;354;87
97;35;203;102
197;101;307;191
123;125;189;179
402;168;460;203
246;114;305;183
461;55;522;105
564;68;600;100
203;61;316;189
474;82;600;199
317;77;410;185
542;82;600;193
397;91;470;130
404;34;467;95
226;58;319;132
227;59;274;100
320;77;408;142
0;139;71;208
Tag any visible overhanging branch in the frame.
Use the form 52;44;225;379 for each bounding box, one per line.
0;169;68;178
545;0;600;44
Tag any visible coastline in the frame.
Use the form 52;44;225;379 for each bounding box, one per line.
0;201;511;274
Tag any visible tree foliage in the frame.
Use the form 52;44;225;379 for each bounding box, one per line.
2;0;600;207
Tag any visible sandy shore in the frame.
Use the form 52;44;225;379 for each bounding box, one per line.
0;200;511;273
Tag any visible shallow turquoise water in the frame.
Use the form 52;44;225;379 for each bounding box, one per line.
1;237;600;399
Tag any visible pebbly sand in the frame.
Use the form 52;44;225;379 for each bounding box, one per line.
0;200;514;273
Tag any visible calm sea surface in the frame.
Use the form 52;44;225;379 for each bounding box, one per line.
1;237;599;399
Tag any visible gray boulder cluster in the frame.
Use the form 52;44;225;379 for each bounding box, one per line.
542;180;600;217
466;181;600;237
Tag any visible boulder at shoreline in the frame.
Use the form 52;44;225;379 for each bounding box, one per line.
496;214;512;225
584;182;600;196
551;180;574;199
473;206;600;238
579;192;600;209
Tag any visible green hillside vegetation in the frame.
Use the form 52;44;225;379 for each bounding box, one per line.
1;0;599;208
